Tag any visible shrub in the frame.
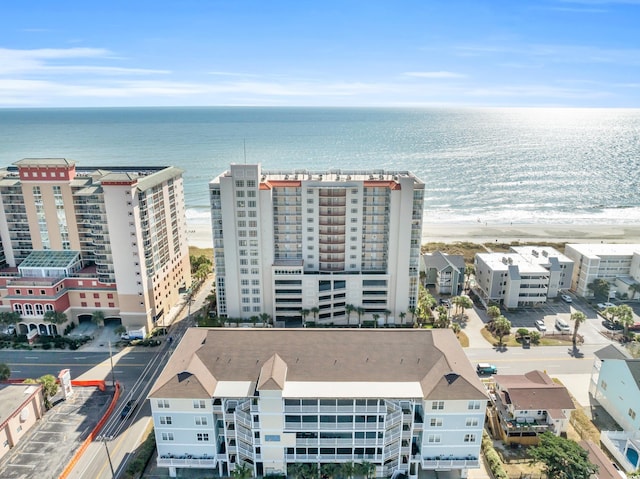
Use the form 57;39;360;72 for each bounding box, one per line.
516;328;530;338
481;430;508;479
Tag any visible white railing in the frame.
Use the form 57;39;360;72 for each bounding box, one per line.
420;458;479;469
157;457;217;468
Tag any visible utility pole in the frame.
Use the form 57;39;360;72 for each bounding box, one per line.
103;437;116;479
108;341;116;389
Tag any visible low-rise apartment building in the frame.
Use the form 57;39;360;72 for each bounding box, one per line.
564;243;640;298
421;251;465;296
149;328;488;479
473;247;573;308
0;159;191;334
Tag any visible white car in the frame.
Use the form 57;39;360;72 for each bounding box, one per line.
561;294;572;303
555;318;571;332
534;320;547;332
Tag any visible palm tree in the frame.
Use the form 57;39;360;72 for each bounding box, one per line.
0;363;10;380
356;307;365;327
311;307;319;323
455;295;473;318
451;322;461;335
464;265;475;292
341;462;355;479
0;311;21;330
345;304;355;326
231;462;253;479
250;315;259;327
408;306;416;325
91;310;105;327
320;463;340;479
570;311;587;344
357;461;375;479
301;308;310;327
372;313;380;327
487;305;501;321
259;312;271;327
617;304;635;335
434;306;449;328
629;283;640;301
399;311;406;326
43;310;67;335
383;309;391;326
494;315;512;347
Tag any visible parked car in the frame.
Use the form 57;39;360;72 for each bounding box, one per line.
120;399;137;420
476;363;498;375
439;298;451;308
555;318;571;332
561;294;573;303
598;302;615;310
602;319;623;330
534;319;547;332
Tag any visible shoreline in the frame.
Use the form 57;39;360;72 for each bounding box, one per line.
186;220;640;249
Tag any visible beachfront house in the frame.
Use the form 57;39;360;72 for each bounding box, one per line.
421;251;465;296
148;328;488;479
590;345;640;472
486;370;575;446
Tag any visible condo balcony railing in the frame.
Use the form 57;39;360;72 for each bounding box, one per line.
157;456;217;468
318;190;347;197
295;438;382;447
419;457;479;469
285;453;378;462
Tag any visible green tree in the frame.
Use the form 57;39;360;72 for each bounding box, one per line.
311;307;320;323
372;313;380;327
383;309;391;326
629;283;640;300
231;462;253;479
617;304;635;335
250;315;258;327
464;265;475;291
529;432;597;479
91;310;105;327
259;312;271;327
356;307;365;327
570;311;587;344
27;374;59;409
493;315;512;346
0;311;21;329
341;462;355;479
587;278;610;300
301;308;310;327
320;463;340;479
43;311;67;334
399;311;406;326
359;461;375;479
434;306;450;328
487;305;501;321
408;306;416;325
0;363;10;380
452;295;473;318
345;304;355;326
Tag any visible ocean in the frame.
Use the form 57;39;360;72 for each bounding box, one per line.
1;107;639;227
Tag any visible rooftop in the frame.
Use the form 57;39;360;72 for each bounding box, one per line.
19;250;81;269
149;328;487;401
565;243;640;257
0;383;42;429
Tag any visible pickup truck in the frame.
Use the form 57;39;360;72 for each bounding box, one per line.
476;363;498;375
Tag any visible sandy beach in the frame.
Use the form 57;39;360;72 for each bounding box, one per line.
186;220;640;249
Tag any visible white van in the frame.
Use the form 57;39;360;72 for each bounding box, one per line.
555;318;571;332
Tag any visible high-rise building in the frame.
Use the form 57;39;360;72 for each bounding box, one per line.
0;158;191;334
210;164;424;325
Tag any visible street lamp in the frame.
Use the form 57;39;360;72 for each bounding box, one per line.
103;437;115;479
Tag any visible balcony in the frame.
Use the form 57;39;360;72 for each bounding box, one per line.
419;457;479;469
157;455;217;468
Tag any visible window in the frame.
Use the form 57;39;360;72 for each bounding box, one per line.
466;418;479;427
13;304;22;313
427;434;441;443
161;432;174;441
197;433;209;441
265;435;281;442
193;400;206;409
430;418;443;427
195;416;208;425
468;400;481;410
629;408;637;420
157;399;170;408
464;434;476;442
160;416;172;425
431;401;444;410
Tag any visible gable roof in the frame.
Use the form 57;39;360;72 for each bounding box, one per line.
149;328;488;401
423;251;465;271
595;344;631;361
494;370;575;411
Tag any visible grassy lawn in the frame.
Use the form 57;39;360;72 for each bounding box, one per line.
480;326;574;347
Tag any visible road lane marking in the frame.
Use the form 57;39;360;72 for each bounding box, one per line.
25;356;38;359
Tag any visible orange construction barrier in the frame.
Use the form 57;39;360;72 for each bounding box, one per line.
58;381;121;479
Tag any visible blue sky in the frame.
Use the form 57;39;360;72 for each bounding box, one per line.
1;0;639;107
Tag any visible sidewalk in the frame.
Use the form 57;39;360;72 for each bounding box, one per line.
460;305;492;349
